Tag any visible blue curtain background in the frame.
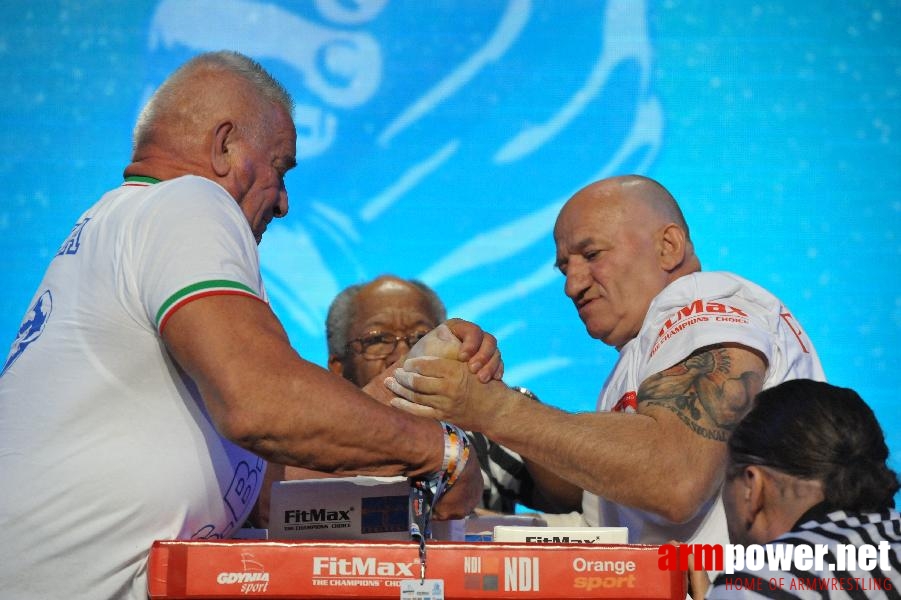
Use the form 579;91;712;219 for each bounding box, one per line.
2;1;899;491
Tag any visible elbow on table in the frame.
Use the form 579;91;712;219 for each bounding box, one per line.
652;478;715;524
210;401;276;456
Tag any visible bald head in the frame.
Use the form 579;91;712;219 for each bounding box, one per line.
131;51;294;172
563;175;691;239
553;175;700;348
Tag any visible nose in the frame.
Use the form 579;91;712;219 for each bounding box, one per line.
273;186;289;219
389;334;422;364
384;343;407;366
564;258;590;302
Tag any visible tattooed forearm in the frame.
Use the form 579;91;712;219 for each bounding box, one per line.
642;398;729;441
638;345;765;441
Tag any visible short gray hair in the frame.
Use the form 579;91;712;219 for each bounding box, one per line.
326;277;447;358
133;50;294;150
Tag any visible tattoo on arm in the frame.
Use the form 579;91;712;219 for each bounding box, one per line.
637;345;764;442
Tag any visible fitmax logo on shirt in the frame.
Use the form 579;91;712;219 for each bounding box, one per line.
658;300;749;338
651;299;750;357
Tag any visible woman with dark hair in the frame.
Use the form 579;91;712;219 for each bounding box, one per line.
690;379;901;598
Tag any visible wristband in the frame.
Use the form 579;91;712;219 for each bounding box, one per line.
407;421;472;581
441;421;470;490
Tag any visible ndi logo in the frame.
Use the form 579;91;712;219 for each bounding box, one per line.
504;557;540;592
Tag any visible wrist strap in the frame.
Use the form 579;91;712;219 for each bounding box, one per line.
441;421;471;489
408;421;471;581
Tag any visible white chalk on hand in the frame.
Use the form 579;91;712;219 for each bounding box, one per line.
407;322;460;359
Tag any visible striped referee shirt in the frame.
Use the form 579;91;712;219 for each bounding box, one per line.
465;386;545;513
708;504;901;599
466;431;534;513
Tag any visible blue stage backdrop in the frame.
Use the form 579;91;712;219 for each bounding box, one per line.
2;1;899;481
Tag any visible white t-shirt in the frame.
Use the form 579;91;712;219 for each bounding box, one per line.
0;176;267;599
582;272;825;546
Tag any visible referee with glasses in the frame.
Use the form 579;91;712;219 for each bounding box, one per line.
252;274;582;526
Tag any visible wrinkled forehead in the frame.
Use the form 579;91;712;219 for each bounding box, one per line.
352;281;441;329
554;184;660;245
555;191;623;242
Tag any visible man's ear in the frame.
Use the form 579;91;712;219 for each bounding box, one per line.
657;223;688;271
210;120;235;177
327;354;345;377
744;465;767;521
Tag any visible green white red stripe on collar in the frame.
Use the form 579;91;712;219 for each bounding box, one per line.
123;175;161;186
156;280;261;333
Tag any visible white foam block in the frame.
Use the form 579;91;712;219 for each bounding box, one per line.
269;476;410;541
492;525;628;544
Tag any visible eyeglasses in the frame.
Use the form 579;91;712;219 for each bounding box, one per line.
346;331;430;359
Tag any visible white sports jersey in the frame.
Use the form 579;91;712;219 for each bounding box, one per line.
0;176;267;599
582;272;825;546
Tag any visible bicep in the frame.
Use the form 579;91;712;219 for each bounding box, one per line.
161;293;295;426
625;345;767;511
637;343;767;443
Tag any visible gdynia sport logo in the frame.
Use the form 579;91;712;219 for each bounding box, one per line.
658;542;895;593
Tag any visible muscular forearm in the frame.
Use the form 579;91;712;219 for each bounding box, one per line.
164;295;447;479
222;362;447;478
478;393;720;522
521;457;584;513
389;345;765;523
386;365;706;517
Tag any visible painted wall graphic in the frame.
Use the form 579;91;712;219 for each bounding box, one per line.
1;1;899;481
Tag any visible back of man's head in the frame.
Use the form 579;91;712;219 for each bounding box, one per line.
729;379;899;513
132;51;294;156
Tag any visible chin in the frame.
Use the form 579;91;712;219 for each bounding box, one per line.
585;323;615;344
585;325;608;342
